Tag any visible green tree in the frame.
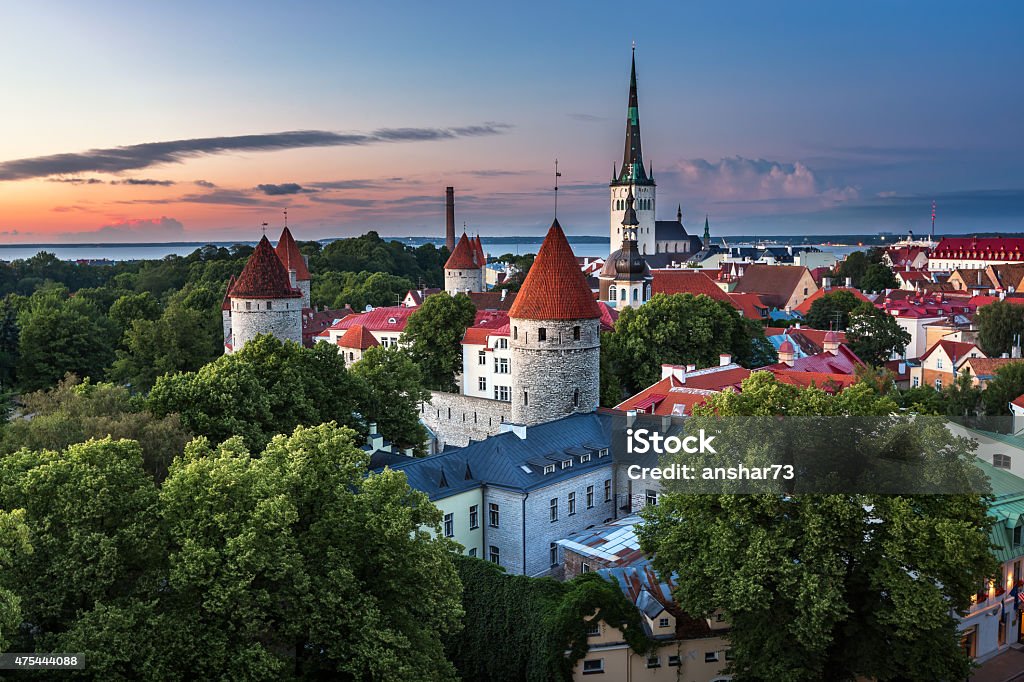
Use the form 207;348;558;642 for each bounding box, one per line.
804;290;862;330
0;509;31;651
639;372;996;682
16;289;118;391
147;335;366;451
602;293;770;394
161;423;464;679
110;301;220;391
975;300;1024;357
1;375;191;482
311;270;413;310
403;292;477;392
981;361;1024;415
349;346;430;453
859;262;898;293
108;292;161;338
845;302;911;366
944;367;982;417
0;439;163;652
834;248;885;288
0;296;19;390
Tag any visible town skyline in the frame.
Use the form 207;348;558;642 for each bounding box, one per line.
1;1;1022;243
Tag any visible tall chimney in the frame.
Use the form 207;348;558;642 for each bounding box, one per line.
445;187;456;252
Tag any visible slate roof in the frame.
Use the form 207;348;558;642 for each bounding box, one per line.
382;412;614;499
508;220;602;321
274;227;311;281
230;236;303;299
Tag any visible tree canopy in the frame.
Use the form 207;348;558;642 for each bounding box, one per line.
804;290;863;331
403;293;478;392
975;300;1024;358
846;302;911;366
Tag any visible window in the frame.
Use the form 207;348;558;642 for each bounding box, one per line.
604;479;612;502
598;448;609;458
538;327;547;341
573;388;580;407
478;377;487;392
495;358;509;374
387;317;397;324
586;485;594;508
478;350;486;365
668;655;680;667
496;338;508;349
494;385;510;401
581;562;591;573
568;492;576;515
1014;525;1023;547
609;285;617;301
573;326;581;340
549;542;558;567
582;659;604;674
468;547;477;558
620;288;627;301
469;505;479;529
912;376;920;387
935;378;943;390
646;489;658;507
443;513;454;538
489;503;500;528
543;464;555;474
646;656;661;669
489;545;500;564
245;301;252;310
586;622;600;637
580;453;591;463
561;459;572;469
937;357;944;369
658;617;670;628
513;326;518;340
994;454;1012;469
524;391;528;406
705;652;720;663
550;497;558;522
266;301;273;310
633;288;638;301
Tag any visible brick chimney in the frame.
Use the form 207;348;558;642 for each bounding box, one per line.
445;187;456;252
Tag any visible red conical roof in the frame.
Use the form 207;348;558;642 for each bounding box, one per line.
274;227;311;281
508;220;602;320
473;235;486;264
337;323;379;350
445;232;480;269
221;274;235;310
230;236;303;299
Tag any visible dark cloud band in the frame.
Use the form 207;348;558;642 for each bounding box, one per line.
0;124;512;182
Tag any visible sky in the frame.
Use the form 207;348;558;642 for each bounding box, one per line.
0;1;1022;243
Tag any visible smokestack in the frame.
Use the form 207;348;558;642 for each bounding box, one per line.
445;187;456;252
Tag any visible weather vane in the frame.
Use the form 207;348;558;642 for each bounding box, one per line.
554;159;562;219
283;209;288;229
261;222;268;236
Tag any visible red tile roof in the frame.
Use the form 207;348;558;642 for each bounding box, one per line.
931;237;1024;261
230;236;303;299
765;344;862;375
274;227;311;281
727;292;770;318
461;311;511;345
1012;393;1024;410
771;370;857;392
733;264;815;309
919;339;981;364
508;220;602;320
302;307;354;346
792;286;871;316
650;270;732;302
318;306;414;336
337;323;380;350
445;232;482;269
467;291;516;311
221;274;235;311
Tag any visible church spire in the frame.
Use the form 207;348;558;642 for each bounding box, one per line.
615;46;652;186
677;204;683;224
703;214;711;250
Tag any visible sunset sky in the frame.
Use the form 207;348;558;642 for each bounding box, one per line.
1;1;1022;243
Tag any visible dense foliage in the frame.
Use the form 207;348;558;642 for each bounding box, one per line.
403;292;478;392
601;293;776;397
445;556;651;682
804;289;863;330
0;423;464;680
640;373;997;682
975;300;1024;358
845;301;911;366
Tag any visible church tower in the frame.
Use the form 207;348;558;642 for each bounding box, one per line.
610;48;656;256
599;189;652;308
703;215;711;251
227;236;303;353
508;220;602;426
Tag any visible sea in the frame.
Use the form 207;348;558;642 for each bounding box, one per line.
0;235;879;263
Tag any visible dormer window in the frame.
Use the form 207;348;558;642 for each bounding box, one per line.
388;317;397;324
580;453;591;463
543;464;555;475
561;459;572;469
994;454;1011;469
598;448;609;458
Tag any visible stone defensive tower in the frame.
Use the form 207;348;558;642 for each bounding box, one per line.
508;219;602;426
444;231;485;295
274;226;311;308
226;235;303;353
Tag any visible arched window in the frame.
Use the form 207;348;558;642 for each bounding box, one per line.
513;326;518;340
633;288;639;301
620;288;627;301
608;285;616;301
645;284;652;300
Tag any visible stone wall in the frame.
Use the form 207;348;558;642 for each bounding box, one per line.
445;268;484;295
421;391;510;448
228;296;303;353
510;317;600;426
481;487;525;575
297;279;311;309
